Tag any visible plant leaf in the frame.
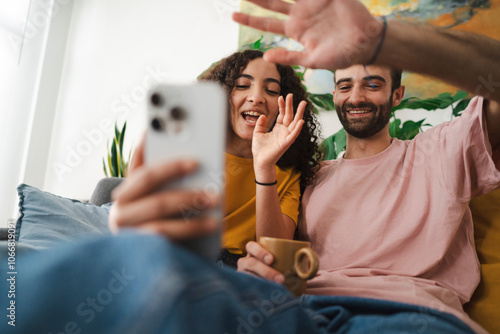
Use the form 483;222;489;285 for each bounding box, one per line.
333;128;346;155
114;137;122;177
320;128;346;160
114;123;120;143
392;90;470;113
400;119;425;140
452;90;468;101
320;136;336;160
452;98;471;117
102;158;108;177
252;36;263;50
119;122;127;157
309;93;335;111
106;140;113;176
110;139;118;177
389;118;402;138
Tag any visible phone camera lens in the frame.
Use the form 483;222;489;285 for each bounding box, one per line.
171;107;186;121
151;93;163;107
151;118;164;131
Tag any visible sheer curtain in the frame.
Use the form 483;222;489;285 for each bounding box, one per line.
0;0;51;225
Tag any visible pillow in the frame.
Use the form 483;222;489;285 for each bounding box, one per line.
464;187;500;334
15;184;111;250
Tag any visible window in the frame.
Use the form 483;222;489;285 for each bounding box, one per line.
0;0;31;62
0;0;43;224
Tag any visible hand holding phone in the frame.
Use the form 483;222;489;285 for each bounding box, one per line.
144;83;227;260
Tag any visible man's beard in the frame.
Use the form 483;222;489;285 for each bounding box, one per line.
336;95;393;139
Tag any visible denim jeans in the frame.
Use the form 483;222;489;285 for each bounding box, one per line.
1;232;475;334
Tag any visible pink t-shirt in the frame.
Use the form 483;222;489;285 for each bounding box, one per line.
299;97;500;333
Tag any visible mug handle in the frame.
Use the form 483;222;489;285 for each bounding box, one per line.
294;247;319;280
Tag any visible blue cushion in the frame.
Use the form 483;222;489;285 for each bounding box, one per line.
15;184;111;250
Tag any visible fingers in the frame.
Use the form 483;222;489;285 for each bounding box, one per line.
283;96;305;129
247;241;273;265
284;100;306;144
276;96;285;124
283;93;294;125
112;159;199;204
111;189;219;228
134;216;218;242
232;13;285;36
237;241;285;283
254;114;268;135
292;100;307;126
244;0;292;14
286;119;304;144
264;49;312;68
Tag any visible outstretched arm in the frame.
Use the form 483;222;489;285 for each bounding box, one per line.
233;0;500;149
381;22;500;148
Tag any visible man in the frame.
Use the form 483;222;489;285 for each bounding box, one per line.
5;0;500;333
240;63;498;332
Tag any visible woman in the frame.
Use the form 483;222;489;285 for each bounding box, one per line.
109;50;321;267
199;50;321;266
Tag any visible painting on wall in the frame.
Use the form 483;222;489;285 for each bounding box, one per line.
239;0;500;99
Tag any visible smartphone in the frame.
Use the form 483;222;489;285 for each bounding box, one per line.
145;82;227;260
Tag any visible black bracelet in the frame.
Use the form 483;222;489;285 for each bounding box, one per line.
366;16;387;65
255;179;277;186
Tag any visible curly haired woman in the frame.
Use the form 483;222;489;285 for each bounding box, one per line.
199;50;322;267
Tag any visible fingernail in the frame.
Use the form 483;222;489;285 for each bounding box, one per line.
274;275;284;284
264;254;273;264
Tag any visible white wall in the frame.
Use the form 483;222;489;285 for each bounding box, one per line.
43;0;240;200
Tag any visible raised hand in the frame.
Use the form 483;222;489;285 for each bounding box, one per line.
233;0;383;69
251;93;305;174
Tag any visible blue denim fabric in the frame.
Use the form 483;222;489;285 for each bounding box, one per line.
0;233;475;334
302;295;476;334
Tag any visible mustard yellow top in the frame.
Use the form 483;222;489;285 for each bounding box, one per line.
223;153;301;255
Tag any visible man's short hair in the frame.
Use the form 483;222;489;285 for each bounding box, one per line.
390;68;402;92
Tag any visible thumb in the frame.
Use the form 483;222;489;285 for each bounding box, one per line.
254;114;268;134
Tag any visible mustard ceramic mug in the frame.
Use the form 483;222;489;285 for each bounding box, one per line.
259;237;319;296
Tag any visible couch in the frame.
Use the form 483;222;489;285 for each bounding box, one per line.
1;179;499;333
0;178;123;253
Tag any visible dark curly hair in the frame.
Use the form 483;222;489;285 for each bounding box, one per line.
199;49;322;191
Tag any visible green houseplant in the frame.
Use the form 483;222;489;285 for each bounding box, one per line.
103;121;131;177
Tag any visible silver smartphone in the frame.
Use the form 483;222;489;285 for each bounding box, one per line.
145;82;227;260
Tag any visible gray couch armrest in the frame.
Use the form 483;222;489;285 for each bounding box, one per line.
89;177;124;206
0;228;9;240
